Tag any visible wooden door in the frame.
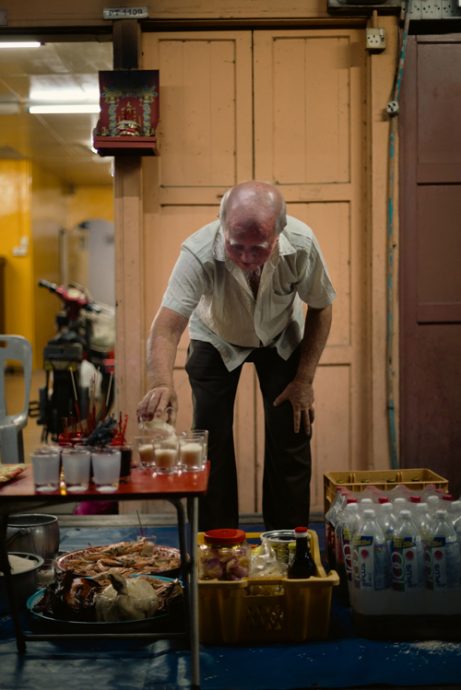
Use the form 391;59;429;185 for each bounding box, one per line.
141;28;367;515
399;35;461;498
252;29;367;513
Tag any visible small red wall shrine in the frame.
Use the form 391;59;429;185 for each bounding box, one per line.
93;70;159;155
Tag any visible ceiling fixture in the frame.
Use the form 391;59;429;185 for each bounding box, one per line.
28;104;100;114
0;41;41;49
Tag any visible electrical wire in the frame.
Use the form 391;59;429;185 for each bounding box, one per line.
385;0;413;469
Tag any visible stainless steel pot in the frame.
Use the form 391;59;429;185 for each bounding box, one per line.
0;552;44;613
6;513;60;562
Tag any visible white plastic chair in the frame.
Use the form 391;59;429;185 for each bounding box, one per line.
0;335;32;463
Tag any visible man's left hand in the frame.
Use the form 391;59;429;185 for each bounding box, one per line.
273;381;315;435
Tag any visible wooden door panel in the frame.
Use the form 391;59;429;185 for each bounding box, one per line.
400;35;461;498
253;29;366;514
311;365;351;510
417;41;461;182
143;31;253;204
254;31;357;184
289;201;352;349
142;204;215;330
416;186;461;323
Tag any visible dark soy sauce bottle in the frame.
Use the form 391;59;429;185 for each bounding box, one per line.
287;526;317;578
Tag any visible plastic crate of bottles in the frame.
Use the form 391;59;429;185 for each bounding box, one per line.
348;580;461;639
339;493;461;639
324;468;448;513
198;529;339;644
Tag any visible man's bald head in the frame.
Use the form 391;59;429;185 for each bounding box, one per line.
219;181;287;236
219;181;287;272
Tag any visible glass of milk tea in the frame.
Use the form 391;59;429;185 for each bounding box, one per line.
152;433;179;475
179;430;208;472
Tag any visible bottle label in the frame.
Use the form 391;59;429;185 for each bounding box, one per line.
326;521;336;567
335;524;344;566
391;536;422;590
342;527;353;579
425;537;460;589
352;535;387;590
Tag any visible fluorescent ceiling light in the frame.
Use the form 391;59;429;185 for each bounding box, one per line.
29;104;100;114
30;86;99;102
0;41;41;49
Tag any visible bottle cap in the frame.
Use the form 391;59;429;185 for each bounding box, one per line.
204;528;246;545
294;526;309;536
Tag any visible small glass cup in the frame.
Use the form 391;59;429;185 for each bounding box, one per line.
153;434;179;475
134;435;156;469
91;448;121;492
61;446;91;492
31;446;61;492
179;430;208;472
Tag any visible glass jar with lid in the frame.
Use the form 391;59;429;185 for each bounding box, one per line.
199;528;250;580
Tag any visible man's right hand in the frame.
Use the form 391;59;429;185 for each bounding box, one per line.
136;385;177;425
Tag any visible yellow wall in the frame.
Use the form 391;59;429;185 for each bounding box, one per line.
0;158;113;369
0;160;34;344
32;179;114;368
31;163;67;367
66;186;114;229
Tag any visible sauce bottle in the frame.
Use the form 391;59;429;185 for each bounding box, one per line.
287;526;316;578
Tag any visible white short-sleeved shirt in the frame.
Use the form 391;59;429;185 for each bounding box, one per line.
161;215;336;371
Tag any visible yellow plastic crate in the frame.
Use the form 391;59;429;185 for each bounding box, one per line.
198;529;339;644
323;468;448;513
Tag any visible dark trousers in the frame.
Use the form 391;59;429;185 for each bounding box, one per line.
185;340;312;531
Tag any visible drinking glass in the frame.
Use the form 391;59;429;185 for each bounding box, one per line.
134;435;156;469
179;430;208;472
61;446;91;492
153;435;179;475
31;446;61;492
91;448;121;492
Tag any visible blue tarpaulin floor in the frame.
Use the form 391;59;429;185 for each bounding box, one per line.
1;519;461;690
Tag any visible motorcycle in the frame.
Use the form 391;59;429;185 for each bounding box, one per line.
35;280;115;443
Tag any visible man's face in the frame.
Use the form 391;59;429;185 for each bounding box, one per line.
223;218;278;273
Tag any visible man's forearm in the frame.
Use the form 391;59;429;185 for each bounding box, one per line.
146;307;188;387
295;304;333;384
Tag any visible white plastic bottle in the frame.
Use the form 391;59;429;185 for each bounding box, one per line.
377;500;397;586
426;493;441;517
341;502;361;582
425;509;461;589
325;489;348;568
449;501;461;554
351;508;388;591
335;498;358;569
448;499;461;523
391;496;408;519
414;502;433;542
408;495;422;518
358;497;374;516
377;500;398;541
390;509;424;591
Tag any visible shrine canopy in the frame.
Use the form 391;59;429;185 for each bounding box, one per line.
93;69;159;155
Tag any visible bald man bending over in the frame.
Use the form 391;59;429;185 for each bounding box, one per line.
137;181;335;531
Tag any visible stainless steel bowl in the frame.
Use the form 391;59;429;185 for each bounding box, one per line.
0;551;45;613
6;513;60;562
260;529;295;565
